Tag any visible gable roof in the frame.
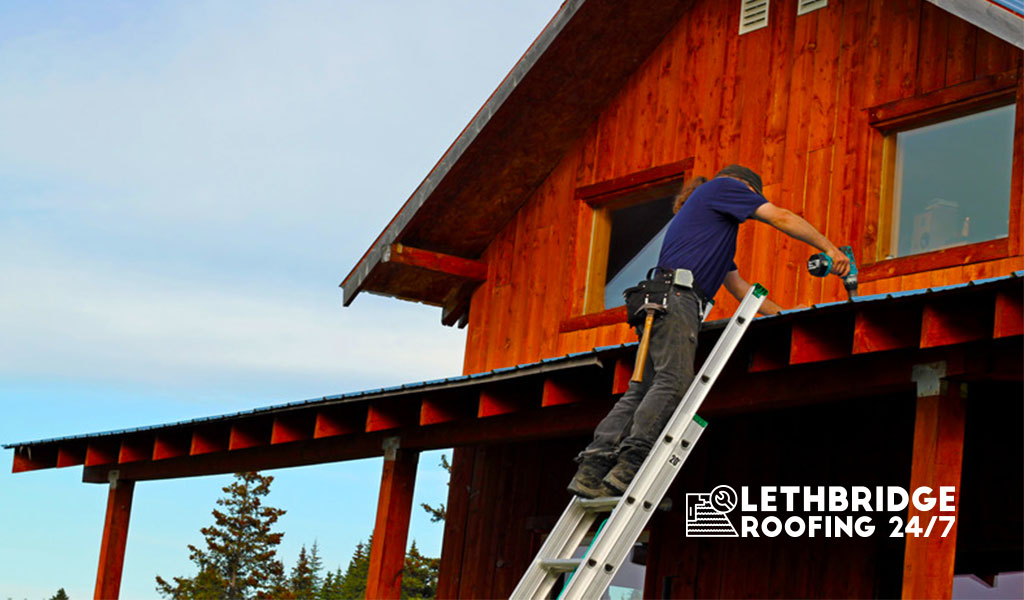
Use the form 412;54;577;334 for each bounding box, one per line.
339;0;697;322
340;0;1024;324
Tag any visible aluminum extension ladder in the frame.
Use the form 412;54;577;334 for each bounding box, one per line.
510;284;767;600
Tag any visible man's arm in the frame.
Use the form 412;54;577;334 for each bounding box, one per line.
723;270;782;316
751;202;850;276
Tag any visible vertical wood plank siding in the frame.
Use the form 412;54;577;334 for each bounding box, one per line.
462;0;1022;375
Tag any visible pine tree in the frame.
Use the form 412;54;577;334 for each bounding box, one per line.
288;541;323;599
336;537;372;599
48;589;70;600
401;541;439;600
156;472;288;600
317;567;345;600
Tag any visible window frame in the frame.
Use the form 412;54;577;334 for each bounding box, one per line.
862;70;1021;282
560;159;692;333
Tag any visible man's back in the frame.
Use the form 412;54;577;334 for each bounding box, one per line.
658;177;765;298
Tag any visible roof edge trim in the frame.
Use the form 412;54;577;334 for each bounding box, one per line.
339;0;586;306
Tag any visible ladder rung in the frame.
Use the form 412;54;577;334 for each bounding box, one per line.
577;496;673;512
540;558;582;573
577;497;620;512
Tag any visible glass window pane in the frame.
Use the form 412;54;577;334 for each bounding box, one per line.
891;104;1015;257
604;196;674;308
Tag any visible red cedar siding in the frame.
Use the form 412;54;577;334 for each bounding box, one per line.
463;0;1023;375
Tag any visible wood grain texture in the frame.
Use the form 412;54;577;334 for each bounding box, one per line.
902;385;965;600
459;0;1022;376
94;479;135;600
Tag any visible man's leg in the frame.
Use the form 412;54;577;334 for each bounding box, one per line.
605;290;700;492
568;331;655;497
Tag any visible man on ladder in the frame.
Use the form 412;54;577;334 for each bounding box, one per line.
568;164;851;498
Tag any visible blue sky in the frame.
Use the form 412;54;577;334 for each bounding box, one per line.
0;1;562;598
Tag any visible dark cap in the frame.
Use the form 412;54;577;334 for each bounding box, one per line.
715;164;763;196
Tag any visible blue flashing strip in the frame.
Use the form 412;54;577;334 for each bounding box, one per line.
6;271;1021;450
851;292;890;303
812;300;847;310
991;0;1024;17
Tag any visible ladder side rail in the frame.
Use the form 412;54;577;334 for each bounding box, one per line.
559;285;765;599
509;499;597;599
565;420;707;597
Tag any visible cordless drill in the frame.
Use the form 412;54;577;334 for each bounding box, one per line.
807;245;858;298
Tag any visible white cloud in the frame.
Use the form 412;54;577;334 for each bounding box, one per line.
0;234;466;392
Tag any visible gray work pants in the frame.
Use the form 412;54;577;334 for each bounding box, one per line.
579;287;701;460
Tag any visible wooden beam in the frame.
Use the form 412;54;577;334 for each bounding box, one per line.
70;341;1018;484
228;421;270;451
314;407;364;439
611;359;632;395
748;323;792;372
12;446;57;472
152;433;189;461
994;289;1023;338
478;387;535;418
853;305;922;354
190;428;228;456
559;306;627;333
902;363;965;600
385;243;487;282
367;401;419;432
541;378;587;407
118;438;151;464
57;444;86;468
366;441;419;600
921;297;993;348
81;402;605;483
420;397;474;426
270;415;314;445
85;442;118;467
790;314;854;365
94;474;134;600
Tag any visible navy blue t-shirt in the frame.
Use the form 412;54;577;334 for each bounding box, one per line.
657;177;766;299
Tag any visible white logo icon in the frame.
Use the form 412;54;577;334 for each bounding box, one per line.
685;485;739;537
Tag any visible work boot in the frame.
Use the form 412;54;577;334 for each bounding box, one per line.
603;447;648;494
567;455;617;498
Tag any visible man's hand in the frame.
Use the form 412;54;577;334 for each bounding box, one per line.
825;246;850;277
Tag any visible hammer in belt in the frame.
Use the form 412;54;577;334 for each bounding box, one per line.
631;293;667;383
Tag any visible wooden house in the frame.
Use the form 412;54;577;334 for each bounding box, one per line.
7;1;1023;598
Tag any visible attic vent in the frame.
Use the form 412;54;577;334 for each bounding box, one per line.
797;0;827;15
739;0;769;35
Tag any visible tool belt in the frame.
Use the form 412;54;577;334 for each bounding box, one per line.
622;268;708;327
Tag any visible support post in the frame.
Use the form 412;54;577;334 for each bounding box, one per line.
902;362;965;600
94;471;135;600
366;437;419;599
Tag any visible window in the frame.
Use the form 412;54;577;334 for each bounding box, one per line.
562;160;692;331
580;176;684;315
602;195;674;309
882;104;1015;259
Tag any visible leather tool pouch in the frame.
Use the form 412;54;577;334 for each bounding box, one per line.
623;276;672;328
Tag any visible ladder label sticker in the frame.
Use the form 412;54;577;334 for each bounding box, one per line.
668;453;682;467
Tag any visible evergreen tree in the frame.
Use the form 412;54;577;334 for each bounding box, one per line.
288;541;323;599
156;472;287;600
317;567;345;600
332;535;440;600
336;537;372;599
401;541;439;600
48;590;70;600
